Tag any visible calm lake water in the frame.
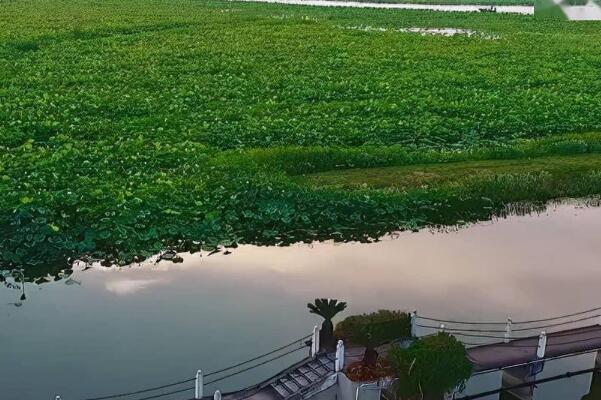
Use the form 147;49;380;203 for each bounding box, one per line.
2;202;601;399
235;0;535;15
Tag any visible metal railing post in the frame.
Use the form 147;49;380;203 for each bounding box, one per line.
410;311;417;338
504;317;512;343
537;331;547;359
335;340;345;372
311;325;320;357
195;369;203;399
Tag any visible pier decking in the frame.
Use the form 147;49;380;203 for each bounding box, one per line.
218;325;601;400
469;325;601;372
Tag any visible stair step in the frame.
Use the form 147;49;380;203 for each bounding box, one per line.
289;372;310;387
272;383;293;398
280;377;301;393
297;366;321;382
317;355;335;370
307;361;328;376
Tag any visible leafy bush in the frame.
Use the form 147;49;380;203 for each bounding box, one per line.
335;310;411;366
388;333;473;400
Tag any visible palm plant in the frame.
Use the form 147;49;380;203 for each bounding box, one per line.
308;298;347;352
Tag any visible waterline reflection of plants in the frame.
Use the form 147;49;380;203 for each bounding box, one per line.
1;269;27;307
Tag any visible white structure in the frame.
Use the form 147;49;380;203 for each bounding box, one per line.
195;370;203;400
312;325;321;357
335;340;345;372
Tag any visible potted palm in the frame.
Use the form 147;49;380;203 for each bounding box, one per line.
308;298;347;352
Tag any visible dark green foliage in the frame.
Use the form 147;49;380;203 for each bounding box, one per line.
1;0;601;277
335;310;411;344
335;310;411;366
308;298;348;351
9;39;40;52
561;0;588;5
388;333;473;399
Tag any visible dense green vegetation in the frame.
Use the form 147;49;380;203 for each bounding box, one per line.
389;333;473;399
1;0;601;276
335;310;411;366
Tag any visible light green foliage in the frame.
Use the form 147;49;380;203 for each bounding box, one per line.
1;0;601;276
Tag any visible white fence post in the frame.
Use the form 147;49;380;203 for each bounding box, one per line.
410;311;417;338
439;323;446;333
504;317;512;343
55;396;61;400
537;331;547;359
335;340;345;372
214;390;222;400
195;370;203;399
311;325;320;357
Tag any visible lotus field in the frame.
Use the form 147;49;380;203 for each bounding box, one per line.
1;0;601;275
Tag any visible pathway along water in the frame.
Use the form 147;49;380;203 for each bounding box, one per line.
2;201;601;399
233;0;534;14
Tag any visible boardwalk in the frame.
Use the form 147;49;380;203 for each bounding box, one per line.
470;325;601;372
218;326;601;400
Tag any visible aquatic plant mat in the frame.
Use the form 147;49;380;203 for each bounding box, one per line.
1;0;601;276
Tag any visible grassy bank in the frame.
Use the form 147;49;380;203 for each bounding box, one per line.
2;0;601;275
300;153;601;189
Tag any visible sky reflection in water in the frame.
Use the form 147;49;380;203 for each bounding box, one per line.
2;203;601;399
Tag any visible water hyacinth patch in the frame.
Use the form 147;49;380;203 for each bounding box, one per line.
1;0;601;277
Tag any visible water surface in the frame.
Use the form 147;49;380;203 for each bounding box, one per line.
234;0;534;14
2;202;601;399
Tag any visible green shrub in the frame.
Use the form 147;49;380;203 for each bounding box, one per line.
388;333;473;400
335;310;411;366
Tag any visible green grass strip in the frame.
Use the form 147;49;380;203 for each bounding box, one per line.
299;153;601;189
